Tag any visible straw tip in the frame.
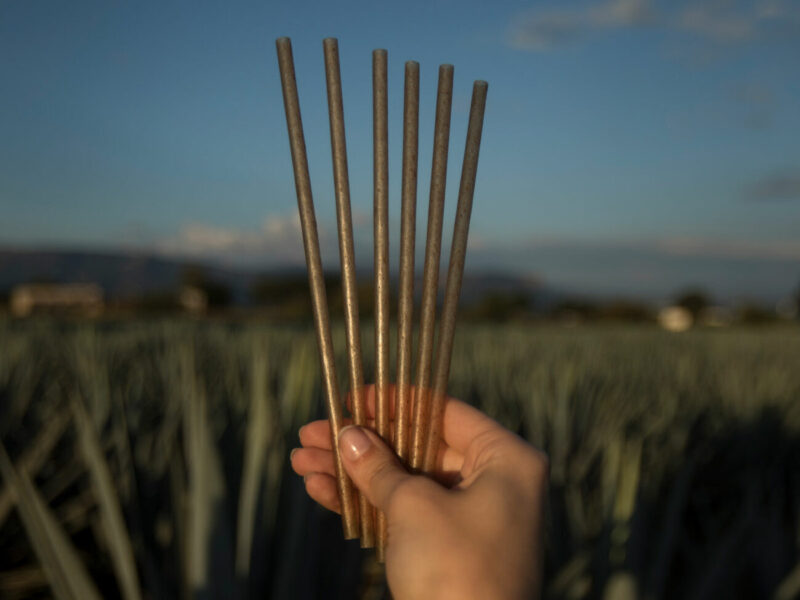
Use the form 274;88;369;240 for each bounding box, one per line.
373;48;388;55
440;63;455;72
405;60;420;68
323;37;338;46
276;36;291;44
474;80;489;89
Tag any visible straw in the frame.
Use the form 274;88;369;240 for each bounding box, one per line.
423;81;488;473
394;61;419;465
409;64;454;472
372;48;391;560
322;37;374;547
275;37;359;540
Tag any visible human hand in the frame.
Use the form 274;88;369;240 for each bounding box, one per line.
290;385;548;600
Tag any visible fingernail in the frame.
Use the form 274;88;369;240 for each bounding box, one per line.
289;448;298;462
339;426;372;461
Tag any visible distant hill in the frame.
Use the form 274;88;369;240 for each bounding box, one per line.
0;248;556;308
0;248;260;301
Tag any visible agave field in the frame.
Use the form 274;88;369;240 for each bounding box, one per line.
0;318;799;599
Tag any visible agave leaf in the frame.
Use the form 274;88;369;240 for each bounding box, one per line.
775;561;800;600
0;440;102;600
0;412;69;526
613;437;642;523
72;394;143;600
235;344;272;576
180;345;227;593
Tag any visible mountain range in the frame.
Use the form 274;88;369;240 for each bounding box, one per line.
0;247;551;308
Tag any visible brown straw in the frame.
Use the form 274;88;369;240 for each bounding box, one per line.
423;81;488;473
372;48;390;561
322;37;373;546
409;64;454;472
275;37;359;539
394;61;419;465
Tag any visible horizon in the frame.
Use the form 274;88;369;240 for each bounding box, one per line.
1;1;799;302
0;244;794;305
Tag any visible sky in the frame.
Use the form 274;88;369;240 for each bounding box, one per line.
1;0;799;301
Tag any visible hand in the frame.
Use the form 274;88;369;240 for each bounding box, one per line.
290;386;548;600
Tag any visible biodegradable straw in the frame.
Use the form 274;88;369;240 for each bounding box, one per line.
409;64;454;472
275;37;359;539
322;37;374;547
423;81;488;473
372;48;391;561
394;61;419;465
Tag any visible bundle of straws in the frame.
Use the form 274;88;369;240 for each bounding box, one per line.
276;37;487;561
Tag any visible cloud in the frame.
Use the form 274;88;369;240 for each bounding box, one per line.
745;169;800;202
680;0;800;42
152;223;797;301
157;214;310;265
155;212;380;268
678;1;757;42
510;235;800;261
508;0;653;50
507;0;800;52
465;234;800;300
654;236;800;260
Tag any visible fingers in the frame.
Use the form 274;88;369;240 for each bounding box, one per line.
297;419;466;474
298;420;338;449
348;385;505;455
338;426;412;512
303;472;341;514
438;400;506;454
290;447;335;477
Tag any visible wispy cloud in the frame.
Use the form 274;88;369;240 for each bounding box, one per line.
653;235;800;260
155;212;380;268
745;169;800;202
509;235;800;261
156;214;309;265
678;0;757;42
466;234;799;300
507;0;800;51
151;224;798;300
508;0;653;50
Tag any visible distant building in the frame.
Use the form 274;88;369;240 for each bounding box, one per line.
657;306;692;332
179;285;208;314
11;283;104;317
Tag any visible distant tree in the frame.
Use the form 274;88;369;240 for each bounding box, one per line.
250;274;311;318
467;292;530;322
250;274;308;305
180;265;232;309
796;280;800;311
600;300;654;322
674;288;712;320
737;303;777;325
136;290;180;312
550;297;600;321
180;264;207;288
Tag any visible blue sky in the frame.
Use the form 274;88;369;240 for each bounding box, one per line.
1;0;799;300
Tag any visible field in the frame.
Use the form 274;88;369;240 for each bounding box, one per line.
1;318;799;599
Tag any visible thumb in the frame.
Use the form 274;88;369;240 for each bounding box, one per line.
338;425;410;512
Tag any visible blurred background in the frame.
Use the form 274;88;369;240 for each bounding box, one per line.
1;1;799;598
